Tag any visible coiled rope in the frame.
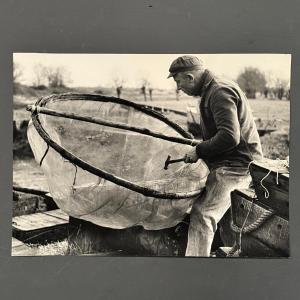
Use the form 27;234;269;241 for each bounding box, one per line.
231;207;275;234
228;205;275;257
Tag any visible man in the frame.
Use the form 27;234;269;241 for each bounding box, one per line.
167;55;263;256
116;85;123;98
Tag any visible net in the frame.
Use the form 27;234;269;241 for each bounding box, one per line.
27;93;209;230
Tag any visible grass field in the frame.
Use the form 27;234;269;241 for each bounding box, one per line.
13;89;290;128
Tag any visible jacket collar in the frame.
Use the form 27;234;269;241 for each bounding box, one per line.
195;69;214;97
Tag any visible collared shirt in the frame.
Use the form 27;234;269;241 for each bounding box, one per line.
194;70;263;168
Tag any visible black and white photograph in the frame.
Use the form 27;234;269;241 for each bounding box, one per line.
12;53;290;257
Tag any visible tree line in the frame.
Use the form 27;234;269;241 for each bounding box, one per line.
237;67;290;100
13;63;70;91
13;63;290;100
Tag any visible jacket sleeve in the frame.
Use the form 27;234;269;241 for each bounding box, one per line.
196;88;240;159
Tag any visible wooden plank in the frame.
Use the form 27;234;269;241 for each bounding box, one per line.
249;161;289;218
233;188;256;200
13;190;58;217
12;193;41;217
252;172;289;196
239;235;284;258
81;251;128;257
250;160;289;178
234;185;289;220
12;209;68;244
13;210;68;231
12;237;24;248
231;190;289;256
11;238;38;256
215;247;233;257
252;183;289;218
43;209;69;221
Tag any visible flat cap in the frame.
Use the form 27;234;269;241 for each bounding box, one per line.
167;55;204;78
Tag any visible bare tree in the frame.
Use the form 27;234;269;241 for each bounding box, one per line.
237;67;267;99
13;62;23;94
13;62;22;84
42;66;70;88
33;64;46;87
140;78;149;101
265;71;290;100
113;76;126;98
274;78;289;100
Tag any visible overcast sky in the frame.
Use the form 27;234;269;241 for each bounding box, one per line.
14;53;291;89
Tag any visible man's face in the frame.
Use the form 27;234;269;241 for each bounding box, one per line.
173;72;196;96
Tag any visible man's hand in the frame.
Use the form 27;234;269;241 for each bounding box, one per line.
184;147;199;163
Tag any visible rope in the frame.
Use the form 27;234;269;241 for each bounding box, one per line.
39;144;50;166
231;207;275;234
247;160;255;170
247;160;271;199
27;104;40;114
248;159;289;199
72;164;78;187
227;198;254;257
260;169;272;198
227;200;275;257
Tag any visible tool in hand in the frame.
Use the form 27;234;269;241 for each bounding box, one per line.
164;155;186;170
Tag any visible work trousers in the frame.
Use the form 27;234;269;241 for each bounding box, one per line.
185;166;252;257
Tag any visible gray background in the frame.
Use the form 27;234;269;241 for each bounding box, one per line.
0;0;299;299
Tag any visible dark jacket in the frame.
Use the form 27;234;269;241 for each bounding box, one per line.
195;70;263;168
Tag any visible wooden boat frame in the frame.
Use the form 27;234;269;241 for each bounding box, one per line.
28;93;203;200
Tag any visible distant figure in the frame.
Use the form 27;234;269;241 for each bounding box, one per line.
141;85;147;101
277;87;284;100
149;87;153;101
264;87;269;99
286;89;290;100
269;88;276;100
116;86;123;98
175;88;180;101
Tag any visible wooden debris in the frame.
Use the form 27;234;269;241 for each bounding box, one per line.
13;188;58;217
12;209;69;244
215;247;234;257
11;238;38;256
231;189;289;257
249;160;289;219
